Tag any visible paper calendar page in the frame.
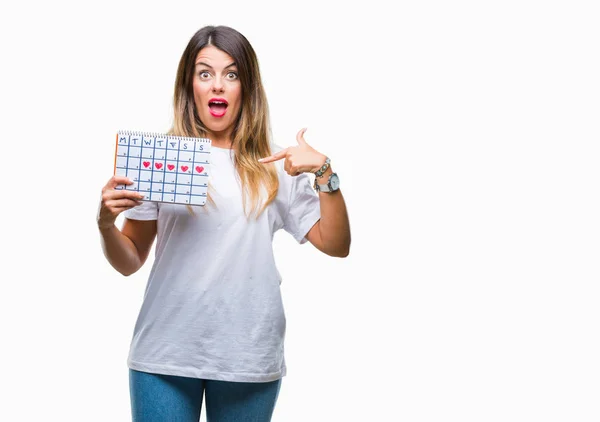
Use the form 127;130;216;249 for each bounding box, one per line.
114;131;211;206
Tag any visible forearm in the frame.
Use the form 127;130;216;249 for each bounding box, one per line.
316;167;351;257
99;224;144;276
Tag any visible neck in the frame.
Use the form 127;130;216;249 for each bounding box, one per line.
206;128;233;149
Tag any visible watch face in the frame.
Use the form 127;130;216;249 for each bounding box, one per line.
330;173;340;190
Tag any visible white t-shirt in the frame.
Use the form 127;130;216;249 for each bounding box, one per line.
122;145;321;382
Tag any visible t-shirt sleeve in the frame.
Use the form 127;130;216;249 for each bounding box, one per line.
283;172;321;244
123;200;158;221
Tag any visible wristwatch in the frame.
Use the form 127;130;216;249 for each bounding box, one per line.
315;173;340;193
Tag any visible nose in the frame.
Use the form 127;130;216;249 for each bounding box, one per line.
211;76;224;93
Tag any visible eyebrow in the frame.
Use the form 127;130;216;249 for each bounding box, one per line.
195;61;237;69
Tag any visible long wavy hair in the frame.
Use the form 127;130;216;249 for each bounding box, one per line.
169;25;278;217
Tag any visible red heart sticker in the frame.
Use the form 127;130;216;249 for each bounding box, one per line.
181;165;189;172
143;161;150;168
155;162;163;170
167;164;175;171
195;166;204;173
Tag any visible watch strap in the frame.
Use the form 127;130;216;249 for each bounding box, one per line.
314;172;338;193
316;181;331;192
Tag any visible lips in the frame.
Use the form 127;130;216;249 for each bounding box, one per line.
208;98;228;117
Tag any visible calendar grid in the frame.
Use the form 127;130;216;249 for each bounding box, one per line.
134;135;142;194
188;143;193;204
124;135;130;173
173;138;180;203
191;143;197;205
114;131;211;206
147;136;155;198
161;139;166;203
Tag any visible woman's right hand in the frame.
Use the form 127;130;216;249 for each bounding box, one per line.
97;176;145;230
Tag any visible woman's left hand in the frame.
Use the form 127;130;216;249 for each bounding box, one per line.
258;128;327;176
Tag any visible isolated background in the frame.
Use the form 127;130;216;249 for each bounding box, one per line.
1;0;599;421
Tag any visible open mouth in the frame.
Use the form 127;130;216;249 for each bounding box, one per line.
208;98;228;117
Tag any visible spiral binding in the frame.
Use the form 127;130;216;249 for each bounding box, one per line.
118;130;211;144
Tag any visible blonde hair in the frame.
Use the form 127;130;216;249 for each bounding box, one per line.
170;25;278;217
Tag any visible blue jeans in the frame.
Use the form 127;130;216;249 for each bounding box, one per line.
129;369;282;421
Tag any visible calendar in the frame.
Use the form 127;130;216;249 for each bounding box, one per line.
114;130;211;206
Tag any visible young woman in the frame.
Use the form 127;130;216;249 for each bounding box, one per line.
98;25;350;421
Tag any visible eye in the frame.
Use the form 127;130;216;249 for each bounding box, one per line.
198;71;211;80
226;72;238;80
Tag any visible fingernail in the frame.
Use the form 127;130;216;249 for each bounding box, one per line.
258;158;264;162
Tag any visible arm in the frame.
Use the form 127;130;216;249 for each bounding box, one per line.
305;165;351;257
259;128;351;258
99;219;157;276
97;176;158;276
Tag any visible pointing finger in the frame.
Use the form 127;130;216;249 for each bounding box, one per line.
258;148;287;163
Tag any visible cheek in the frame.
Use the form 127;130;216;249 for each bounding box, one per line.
192;81;207;104
231;87;243;113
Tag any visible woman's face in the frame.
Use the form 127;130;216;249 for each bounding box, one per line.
193;45;242;141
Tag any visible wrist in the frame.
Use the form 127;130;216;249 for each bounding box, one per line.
312;156;330;176
315;166;333;181
313;166;337;192
98;219;117;232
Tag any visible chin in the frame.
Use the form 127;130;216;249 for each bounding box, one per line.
205;122;228;133
198;116;221;131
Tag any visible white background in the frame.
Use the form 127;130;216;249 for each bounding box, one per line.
1;0;599;421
